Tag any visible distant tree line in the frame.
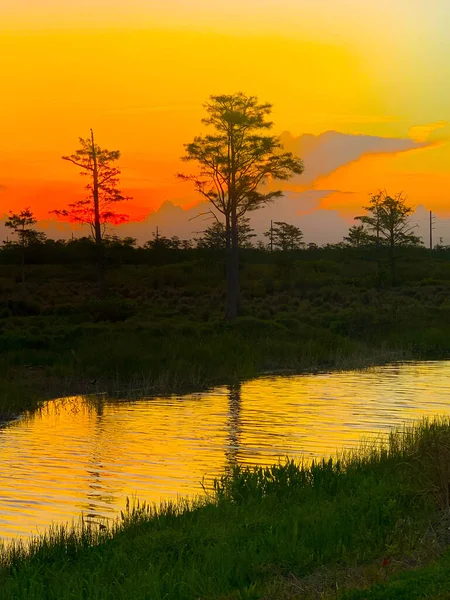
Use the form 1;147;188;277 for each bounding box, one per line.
1;184;430;293
1;197;427;264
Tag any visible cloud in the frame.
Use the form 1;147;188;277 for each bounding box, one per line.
99;189;352;245
408;121;447;143
281;130;426;186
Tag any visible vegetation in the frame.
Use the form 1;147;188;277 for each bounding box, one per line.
264;220;304;251
355;191;421;285
1;239;450;419
343;552;450;600
179;92;304;319
4;208;44;285
1;91;448;598
344;224;373;249
1;419;450;599
196;217;257;250
53;130;131;293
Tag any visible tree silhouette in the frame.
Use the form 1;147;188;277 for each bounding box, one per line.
144;234;191;251
4;208;45;284
179;93;304;319
356;191;422;284
263;221;304;251
195;217;256;249
343;224;373;248
53;130;130;292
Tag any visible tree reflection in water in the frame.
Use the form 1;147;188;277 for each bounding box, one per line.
225;382;242;471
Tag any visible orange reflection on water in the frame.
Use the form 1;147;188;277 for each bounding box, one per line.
0;361;450;542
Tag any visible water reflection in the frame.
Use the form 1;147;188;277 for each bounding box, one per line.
84;398;114;525
0;361;450;541
225;382;242;470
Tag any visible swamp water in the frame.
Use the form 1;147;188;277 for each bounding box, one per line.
1;361;450;541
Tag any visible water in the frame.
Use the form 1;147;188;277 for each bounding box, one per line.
1;361;450;542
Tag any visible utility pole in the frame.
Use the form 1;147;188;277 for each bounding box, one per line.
270;220;273;252
155;226;159;240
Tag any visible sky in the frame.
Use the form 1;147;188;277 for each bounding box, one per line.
1;0;449;242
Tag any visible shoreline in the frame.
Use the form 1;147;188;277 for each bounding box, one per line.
1;418;450;599
1;345;416;421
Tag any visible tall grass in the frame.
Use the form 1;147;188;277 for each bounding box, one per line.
2;256;450;417
1;419;450;599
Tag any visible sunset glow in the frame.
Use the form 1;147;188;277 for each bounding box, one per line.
1;1;449;235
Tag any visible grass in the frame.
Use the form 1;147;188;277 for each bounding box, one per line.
2;247;450;418
2;419;450;599
342;550;450;599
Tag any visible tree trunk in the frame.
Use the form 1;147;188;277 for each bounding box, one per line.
20;224;26;286
21;244;25;286
375;218;382;289
91;130;105;296
226;209;240;321
390;240;397;286
225;214;231;250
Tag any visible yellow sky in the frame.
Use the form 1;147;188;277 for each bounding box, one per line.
0;1;449;224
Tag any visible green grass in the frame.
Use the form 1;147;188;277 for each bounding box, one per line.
342;551;450;600
2;249;450;418
2;419;450;599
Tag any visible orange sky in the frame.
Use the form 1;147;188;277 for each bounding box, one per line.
1;1;449;231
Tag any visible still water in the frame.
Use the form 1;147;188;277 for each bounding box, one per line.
1;361;450;541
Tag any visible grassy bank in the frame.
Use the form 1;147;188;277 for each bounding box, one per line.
343;550;450;599
1;419;450;599
2;247;450;417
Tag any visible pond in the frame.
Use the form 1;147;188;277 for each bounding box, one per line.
1;361;450;542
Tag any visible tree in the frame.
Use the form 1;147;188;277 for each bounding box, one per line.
53;130;130;292
103;235;137;266
4;208;46;283
343;224;373;248
263;221;304;251
144;233;191;251
179;93;304;320
356;191;422;284
195;217;256;249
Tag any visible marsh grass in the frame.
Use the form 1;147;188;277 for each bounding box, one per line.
1;419;450;599
2;252;450;418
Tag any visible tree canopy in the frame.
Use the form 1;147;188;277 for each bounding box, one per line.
196;218;256;249
355;191;421;248
179;93;304;227
179;92;304;319
264;221;304;251
53;130;130;241
5;208;45;247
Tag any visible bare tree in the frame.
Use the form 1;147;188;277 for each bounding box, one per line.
53;130;130;292
179;93;304;319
